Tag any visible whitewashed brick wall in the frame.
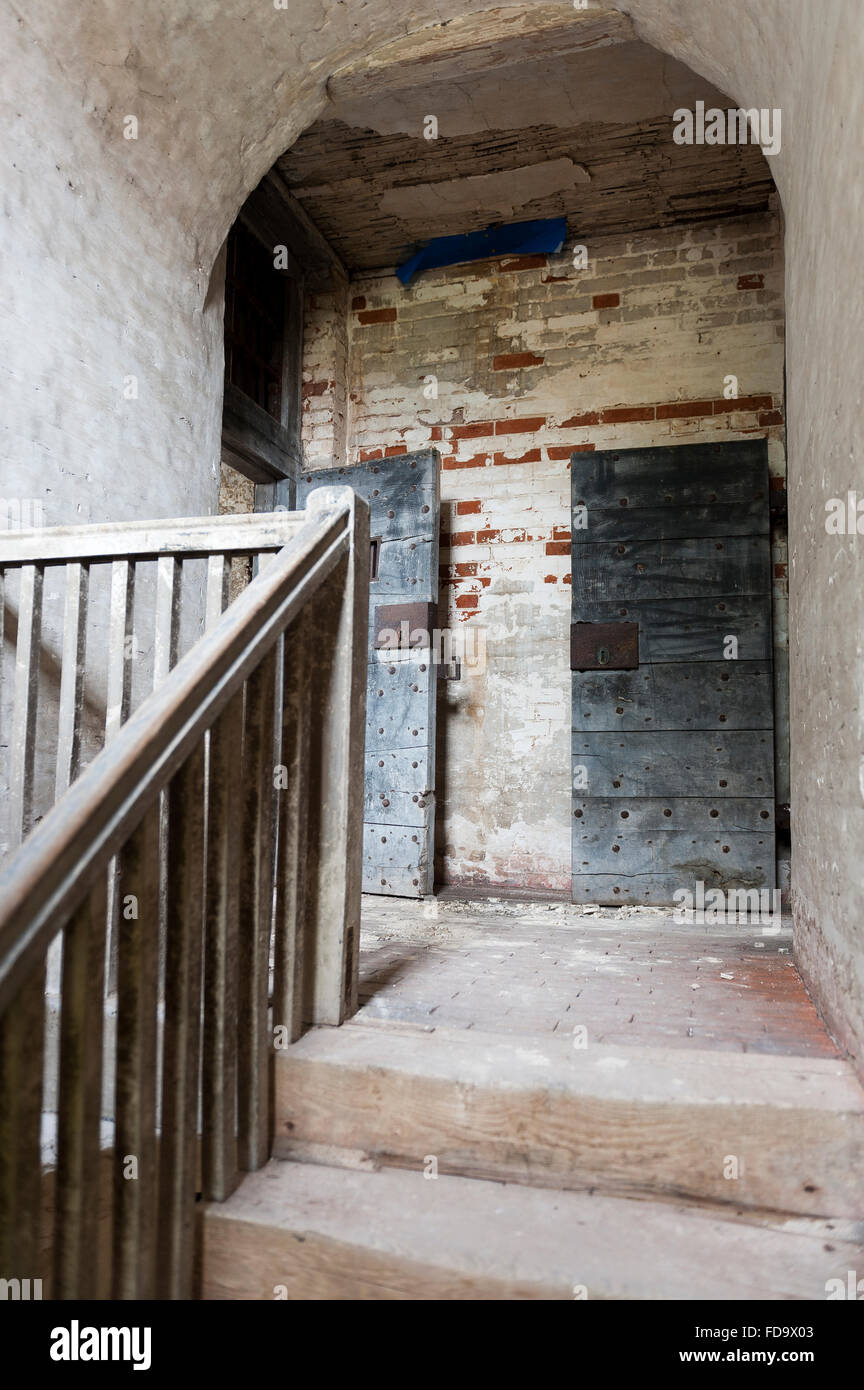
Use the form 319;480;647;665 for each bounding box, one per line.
302;209;786;892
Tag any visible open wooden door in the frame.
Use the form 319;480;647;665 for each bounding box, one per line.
570;440;775;904
296;450;440;896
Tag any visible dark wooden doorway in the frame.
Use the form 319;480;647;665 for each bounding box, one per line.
570;439;775;904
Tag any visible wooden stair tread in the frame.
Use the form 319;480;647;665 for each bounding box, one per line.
273;1023;864;1218
202;1158;864;1301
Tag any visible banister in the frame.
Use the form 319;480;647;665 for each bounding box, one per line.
0;484;369;1299
0;509;308;567
0;492;354;1015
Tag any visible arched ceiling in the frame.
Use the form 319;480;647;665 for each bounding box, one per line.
274;23;774;272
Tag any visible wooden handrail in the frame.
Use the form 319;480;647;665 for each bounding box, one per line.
0;486;370;1299
0;509;306;566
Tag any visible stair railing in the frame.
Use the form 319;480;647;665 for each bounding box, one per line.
0;486;368;1298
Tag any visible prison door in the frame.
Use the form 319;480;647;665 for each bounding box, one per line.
570;439;775;904
296;450;440;896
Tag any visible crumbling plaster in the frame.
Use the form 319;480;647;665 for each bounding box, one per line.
1;0;862;1066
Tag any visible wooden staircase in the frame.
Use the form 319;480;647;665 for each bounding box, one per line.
201;908;864;1301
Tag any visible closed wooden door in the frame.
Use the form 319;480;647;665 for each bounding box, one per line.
296;450;440;896
570;440;775;904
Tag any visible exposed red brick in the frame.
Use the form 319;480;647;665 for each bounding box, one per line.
560;411;599;428
593;293;620;309
359;448;383;462
351;295;367;311
302;380;330;398
442;453;488;470
543;575;557;584
494;417;546;435
737;274;764;290
492;351;545;371
456;500;482;515
552;525;571;541
449;531;475;547
357;307;396;325
759;410;784;426
713;394;773;413
451;421;494;440
769;475;787;491
546;540;571;556
476;528;500;543
385;445;407;456
429;425;444;441
493;448;542;466
601;406;655;423
456;592;481;609
454;562;478;577
547;444;596;460
774;563;787;579
563;574;572;585
498;254;547;272
656;399;714;420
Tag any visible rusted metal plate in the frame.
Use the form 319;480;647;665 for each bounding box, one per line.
374;601;438;650
571;621;638;671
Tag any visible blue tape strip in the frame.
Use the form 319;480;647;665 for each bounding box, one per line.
396;217;567;285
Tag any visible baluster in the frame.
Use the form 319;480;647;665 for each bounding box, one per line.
201;553;241;1200
0;963;46;1290
105;560;137;993
205;553;230;629
273;618;311;1043
157;742;206;1299
105;559;135;740
154;555;182;687
112;803;160;1300
9;562;43;839
0;562;46;1286
53;872;108;1298
202;688;243;1201
237;646;277;1171
55;562;89;799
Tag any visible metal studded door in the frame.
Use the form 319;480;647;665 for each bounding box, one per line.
296;450;440;896
570;440;775;904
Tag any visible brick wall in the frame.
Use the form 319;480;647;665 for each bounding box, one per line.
301;273;350;471
302;209;786;893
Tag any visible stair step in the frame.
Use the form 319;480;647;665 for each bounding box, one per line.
274;1022;864;1218
201;1158;864;1301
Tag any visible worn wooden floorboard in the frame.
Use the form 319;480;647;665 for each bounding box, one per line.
353;896;837;1058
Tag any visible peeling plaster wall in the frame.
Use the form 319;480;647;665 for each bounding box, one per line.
0;0;862;1066
314;213;786;891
